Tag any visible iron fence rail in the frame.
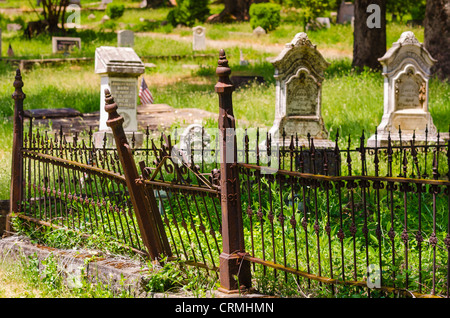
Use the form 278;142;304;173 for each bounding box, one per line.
8;50;450;298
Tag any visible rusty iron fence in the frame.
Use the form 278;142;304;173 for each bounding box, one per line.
8;50;450;297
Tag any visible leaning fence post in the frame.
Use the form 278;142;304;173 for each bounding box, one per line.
104;89;170;261
215;49;251;293
7;69;26;235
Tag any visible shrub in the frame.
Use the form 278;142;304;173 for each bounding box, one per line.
106;3;125;20
166;0;210;27
249;3;281;32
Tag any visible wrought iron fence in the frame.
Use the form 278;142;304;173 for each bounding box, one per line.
7;48;450;298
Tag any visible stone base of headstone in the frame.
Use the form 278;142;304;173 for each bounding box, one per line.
268;116;334;149
93;130;144;149
367;131;444;148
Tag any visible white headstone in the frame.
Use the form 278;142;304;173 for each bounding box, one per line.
367;31;439;147
7;24;22;32
117;30;134;47
94;46;145;147
316;17;331;28
268;32;333;148
52;36;81;54
192;26;206;51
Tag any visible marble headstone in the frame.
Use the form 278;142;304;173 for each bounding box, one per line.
367;31;438;147
118;30;134;47
52;36;81;54
192;26;206;51
94;46;145;147
268;32;333;148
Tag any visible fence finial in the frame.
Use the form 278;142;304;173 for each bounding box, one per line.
215;49;233;90
12;69;26;100
104;88;124;128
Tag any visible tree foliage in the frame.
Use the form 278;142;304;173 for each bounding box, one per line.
167;0;210;27
249;3;281;31
273;0;336;24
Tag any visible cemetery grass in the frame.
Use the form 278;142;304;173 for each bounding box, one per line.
0;58;449;199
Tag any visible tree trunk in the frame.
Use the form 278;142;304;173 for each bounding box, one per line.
424;0;450;80
209;0;267;22
352;0;386;71
41;0;69;33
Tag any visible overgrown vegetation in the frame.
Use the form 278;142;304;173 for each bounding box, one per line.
0;1;448;298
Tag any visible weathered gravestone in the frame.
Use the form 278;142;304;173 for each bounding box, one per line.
367;31;439;147
94;46;145;148
52;36;81;54
337;1;354;24
118;30;134;47
192;26;206;51
268;32;333;148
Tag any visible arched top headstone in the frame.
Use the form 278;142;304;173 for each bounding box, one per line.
271;32;330;82
378;31;437;77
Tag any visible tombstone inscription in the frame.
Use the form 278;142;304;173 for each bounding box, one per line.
267;32;333;148
52;37;81;54
94;46;145;148
367;31;439;147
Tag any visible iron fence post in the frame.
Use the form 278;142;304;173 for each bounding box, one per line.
7;69;26;235
104;89;171;261
215;49;251;293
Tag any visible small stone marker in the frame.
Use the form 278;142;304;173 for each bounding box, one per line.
268;32;333;148
118;30;134;47
7;23;22;32
7;44;14;57
99;0;112;9
52;36;81;54
192;26;206;51
367;31;439;147
337;1;354;24
316;17;331;28
94;46;145;148
253;26;266;36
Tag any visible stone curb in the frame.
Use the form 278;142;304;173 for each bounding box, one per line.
0;236;272;298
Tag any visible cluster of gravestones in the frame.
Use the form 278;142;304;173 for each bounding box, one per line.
93;30;441;151
266;31;441;149
1;16;442;150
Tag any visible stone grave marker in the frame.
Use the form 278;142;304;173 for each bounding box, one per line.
253;26;266;36
118;30;134;47
337;1;354;24
99;0;112;9
192;26;206;51
368;31;439;147
268;32;333;148
52;36;81;54
94;46;145;148
316;17;331;28
7;24;22;32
